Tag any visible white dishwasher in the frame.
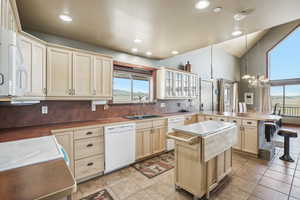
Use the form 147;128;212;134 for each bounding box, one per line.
104;123;136;173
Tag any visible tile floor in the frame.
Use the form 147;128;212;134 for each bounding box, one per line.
74;125;300;200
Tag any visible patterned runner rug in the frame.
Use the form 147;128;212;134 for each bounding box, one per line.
133;151;175;178
80;189;114;200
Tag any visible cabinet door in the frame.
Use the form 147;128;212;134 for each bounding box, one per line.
1;0;8;29
243;126;258;154
47;47;73;96
19;37;32;95
73;52;93;96
136;130;144;160
93;56;113;97
143;129;152;157
20;36;46;97
152;127;166;154
31;42;46;96
55;131;74;174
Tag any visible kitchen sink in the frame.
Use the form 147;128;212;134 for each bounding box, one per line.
124;114;162;120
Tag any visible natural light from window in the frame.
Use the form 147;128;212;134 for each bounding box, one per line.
268;27;300;117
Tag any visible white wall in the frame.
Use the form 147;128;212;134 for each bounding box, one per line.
158;46;240;81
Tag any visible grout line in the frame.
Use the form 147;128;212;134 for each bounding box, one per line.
288;152;300;199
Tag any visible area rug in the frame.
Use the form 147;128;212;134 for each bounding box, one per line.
133;151;175;178
80;189;114;200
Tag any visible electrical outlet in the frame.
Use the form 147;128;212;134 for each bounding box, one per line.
160;103;166;108
41;106;48;114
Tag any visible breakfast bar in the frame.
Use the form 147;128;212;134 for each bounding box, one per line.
168;120;237;199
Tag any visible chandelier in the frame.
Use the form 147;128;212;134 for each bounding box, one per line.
242;32;269;88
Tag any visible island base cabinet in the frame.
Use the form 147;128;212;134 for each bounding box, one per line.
175;141;232;199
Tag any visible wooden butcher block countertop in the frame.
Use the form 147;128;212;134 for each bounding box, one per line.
0;159;76;200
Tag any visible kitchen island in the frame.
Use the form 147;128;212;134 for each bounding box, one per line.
168;120;237;199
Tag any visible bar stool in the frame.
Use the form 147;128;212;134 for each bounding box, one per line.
277;128;298;162
265;122;277;142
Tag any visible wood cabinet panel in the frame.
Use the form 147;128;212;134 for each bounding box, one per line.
228;118;242;150
93;56;113;98
73;52;93;96
74;127;103;140
20;35;46;97
47;47;73;96
75;155;104;180
55;131;74;174
74;136;104;160
243;126;258;154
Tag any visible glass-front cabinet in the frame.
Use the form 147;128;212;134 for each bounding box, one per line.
157;67;198;99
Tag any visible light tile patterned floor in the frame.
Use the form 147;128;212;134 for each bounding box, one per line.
74;126;300;200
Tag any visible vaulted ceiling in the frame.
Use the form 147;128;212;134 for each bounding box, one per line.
16;0;300;59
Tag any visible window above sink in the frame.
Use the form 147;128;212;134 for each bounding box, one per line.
113;71;154;104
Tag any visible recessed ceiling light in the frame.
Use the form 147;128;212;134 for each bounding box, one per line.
146;51;152;56
213;7;222;13
131;48;138;53
172;51;179;55
134;39;142;43
195;0;210;10
232;30;243;36
59;14;72;22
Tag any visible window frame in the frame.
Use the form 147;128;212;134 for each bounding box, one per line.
112;71;153;104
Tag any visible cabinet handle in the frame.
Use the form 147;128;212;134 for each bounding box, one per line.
220;119;225;121
68;89;72;95
0;73;4;85
86;132;93;135
247;122;252;125
86;143;93;147
87;162;94;166
233;120;237;123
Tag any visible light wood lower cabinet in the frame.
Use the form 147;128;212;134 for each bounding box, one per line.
54;131;74;174
184;115;197;125
175;141;232;198
242;126;258;154
136;119;167;160
53;125;105;182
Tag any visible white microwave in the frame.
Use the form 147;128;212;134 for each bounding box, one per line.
0;28;27;97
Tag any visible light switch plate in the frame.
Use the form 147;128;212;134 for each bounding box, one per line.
41;106;48;114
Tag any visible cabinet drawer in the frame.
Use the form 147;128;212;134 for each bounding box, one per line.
75;155;104;180
242;120;257;127
74;137;104;159
205;116;217;121
153;119;166;127
228;118;242;125
74;128;103;140
136;121;153;129
216;117;228;122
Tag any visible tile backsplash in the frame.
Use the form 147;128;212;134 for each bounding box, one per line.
0;100;199;129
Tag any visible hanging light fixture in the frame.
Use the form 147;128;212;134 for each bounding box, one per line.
244;38;270;88
210;44;214;81
242;32;251;80
195;0;210;10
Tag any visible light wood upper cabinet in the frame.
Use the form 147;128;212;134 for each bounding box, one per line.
93;56;113;98
73;52;93;96
157;67;198;100
47;47;73;97
20;35;46;97
1;0;17;31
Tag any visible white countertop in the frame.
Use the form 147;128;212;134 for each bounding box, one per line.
0;136;63;171
173;120;236;137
